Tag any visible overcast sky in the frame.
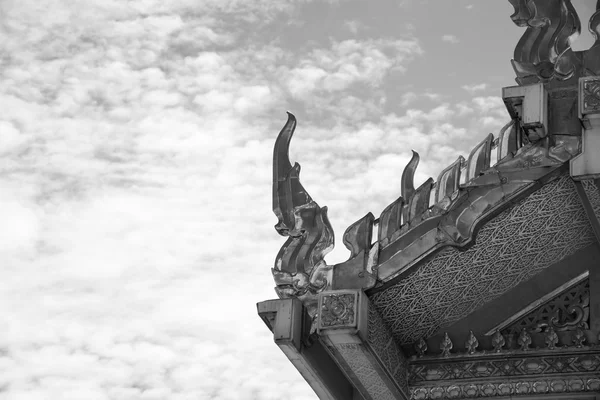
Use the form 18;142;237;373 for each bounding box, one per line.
0;1;597;400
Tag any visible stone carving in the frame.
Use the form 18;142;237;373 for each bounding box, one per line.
440;333;453;357
581;77;600;114
492;330;506;352
319;293;356;328
372;174;595;344
465;331;479;355
573;327;586;348
518;328;532;351
414;338;427;357
508;0;581;84
502;278;590;335
545;326;559;349
271;113;334;311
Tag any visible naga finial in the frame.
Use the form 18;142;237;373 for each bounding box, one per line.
509;0;581;84
583;1;600;75
271;113;334;307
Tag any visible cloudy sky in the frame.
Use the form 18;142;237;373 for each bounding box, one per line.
0;1;597;399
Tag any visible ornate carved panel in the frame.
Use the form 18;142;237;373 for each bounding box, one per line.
581;78;600;115
319;292;357;329
501;279;590;335
371;174;596;345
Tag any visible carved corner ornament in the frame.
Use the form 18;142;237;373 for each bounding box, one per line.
271;113;334;314
581;76;600;118
318;292;358;330
508;0;581;85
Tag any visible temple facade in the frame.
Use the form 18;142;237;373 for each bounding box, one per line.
257;1;600;399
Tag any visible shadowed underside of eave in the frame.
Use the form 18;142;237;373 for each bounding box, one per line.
370;172;596;346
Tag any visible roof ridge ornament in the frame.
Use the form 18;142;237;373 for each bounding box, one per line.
509;0;581;85
583;1;600;75
271;113;334;311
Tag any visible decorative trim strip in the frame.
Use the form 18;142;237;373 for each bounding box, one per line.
410;377;600;400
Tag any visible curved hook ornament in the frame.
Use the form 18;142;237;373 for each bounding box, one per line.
271;113;334;304
509;0;581;84
401;151;420;200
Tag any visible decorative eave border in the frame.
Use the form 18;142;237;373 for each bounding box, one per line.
408;346;600;399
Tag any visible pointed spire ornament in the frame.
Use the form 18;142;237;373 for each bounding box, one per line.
492;330;506;353
517;328;532;351
440;332;453;357
465;331;479;355
414;337;427;357
573;327;586;348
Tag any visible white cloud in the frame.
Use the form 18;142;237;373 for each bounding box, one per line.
0;0;514;398
462;83;489;93
442;34;460;44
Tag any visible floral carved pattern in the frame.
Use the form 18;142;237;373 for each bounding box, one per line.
371;174;595;345
582;78;600;114
320;293;356;328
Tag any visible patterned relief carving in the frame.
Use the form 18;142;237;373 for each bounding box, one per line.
366;305;409;397
582;78;600;114
371;174;595;345
581;179;600;222
319;293;356;328
335;343;398;400
503;278;590;336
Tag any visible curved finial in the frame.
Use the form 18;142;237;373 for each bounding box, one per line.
273;112;313;236
271;113;334;303
401;151;419;200
509;0;581;84
590;2;600;41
